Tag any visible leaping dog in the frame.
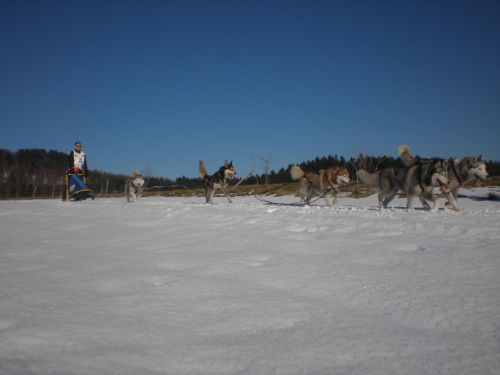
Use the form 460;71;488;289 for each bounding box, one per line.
199;160;236;204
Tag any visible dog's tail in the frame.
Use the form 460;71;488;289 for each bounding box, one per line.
290;165;305;180
356;169;380;186
131;170;140;177
199;160;207;178
398;145;415;166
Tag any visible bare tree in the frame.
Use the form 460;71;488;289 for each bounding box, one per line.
142;161;155;188
259;154;273;190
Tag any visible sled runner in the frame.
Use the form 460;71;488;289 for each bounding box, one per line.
63;172;95;201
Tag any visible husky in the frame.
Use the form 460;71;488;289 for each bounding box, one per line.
125;170;145;203
357;159;450;211
398;145;489;210
199;160;236;204
290;165;351;207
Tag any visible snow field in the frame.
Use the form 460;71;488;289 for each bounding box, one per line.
0;188;499;374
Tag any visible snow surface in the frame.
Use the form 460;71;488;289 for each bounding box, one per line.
1;188;499;375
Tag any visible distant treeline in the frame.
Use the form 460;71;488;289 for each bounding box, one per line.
1;148;499;199
0;149;173;199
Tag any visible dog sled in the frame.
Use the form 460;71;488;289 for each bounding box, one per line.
62;170;95;201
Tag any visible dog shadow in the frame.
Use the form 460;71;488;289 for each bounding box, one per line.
461;194;500;202
386;205;448;212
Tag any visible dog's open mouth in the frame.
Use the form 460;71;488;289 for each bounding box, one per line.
229;173;235;179
439;182;448;194
475;175;483;186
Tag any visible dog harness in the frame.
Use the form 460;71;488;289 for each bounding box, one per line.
450;161;462;184
303;170;339;193
204;171;227;187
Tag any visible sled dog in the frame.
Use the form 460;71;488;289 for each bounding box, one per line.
357;159;450;211
398;145;489;210
199;160;236;204
125;170;145;203
290;165;351;207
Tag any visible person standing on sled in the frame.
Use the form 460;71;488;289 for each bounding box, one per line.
67;141;88;176
63;141;94;201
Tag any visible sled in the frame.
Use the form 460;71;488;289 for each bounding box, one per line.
62;173;95;201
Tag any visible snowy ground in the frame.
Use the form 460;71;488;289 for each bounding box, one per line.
0;188;499;375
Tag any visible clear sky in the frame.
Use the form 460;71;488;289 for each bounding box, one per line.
1;0;499;179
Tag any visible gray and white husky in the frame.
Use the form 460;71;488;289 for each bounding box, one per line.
198;160;236;204
125;170;145;203
357;159;450;211
398;145;489;210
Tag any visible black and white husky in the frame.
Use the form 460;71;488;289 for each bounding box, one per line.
125;170;145;203
198;160;236;204
398;145;489;210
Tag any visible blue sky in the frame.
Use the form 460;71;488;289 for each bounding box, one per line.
1;0;499;180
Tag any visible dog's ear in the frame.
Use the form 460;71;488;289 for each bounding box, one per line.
470;156;477;164
335;166;339;172
224;160;229;167
478;154;483;161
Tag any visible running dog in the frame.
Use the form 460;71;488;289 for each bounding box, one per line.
199;160;236;204
357;159;450;211
125;170;145;203
290;165;351;207
398;145;489;210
